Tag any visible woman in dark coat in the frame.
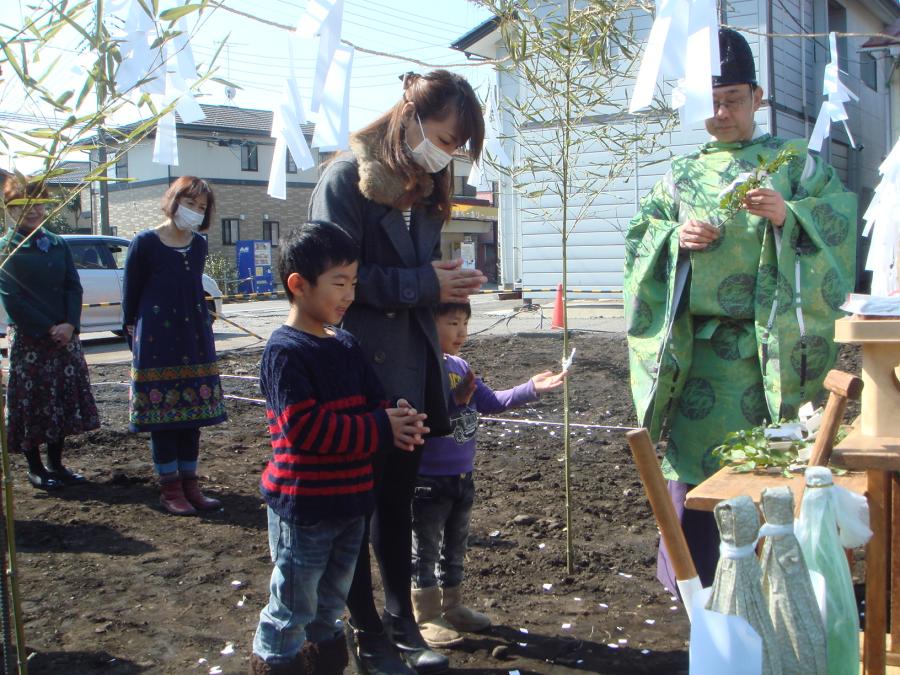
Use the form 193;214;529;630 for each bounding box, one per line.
122;176;226;516
309;70;485;675
0;175;99;490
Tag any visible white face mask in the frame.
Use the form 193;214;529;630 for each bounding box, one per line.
407;114;454;173
173;204;205;232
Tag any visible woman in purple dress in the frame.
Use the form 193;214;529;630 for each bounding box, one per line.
123;176;226;516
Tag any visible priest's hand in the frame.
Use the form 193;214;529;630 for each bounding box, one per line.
678;220;720;251
743;188;786;226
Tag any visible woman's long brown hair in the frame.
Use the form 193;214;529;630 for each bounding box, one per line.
354;69;485;218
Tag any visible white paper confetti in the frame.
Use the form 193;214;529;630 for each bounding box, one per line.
237;595;246;608
538;543;546;549
231;580;243;588
607;643;619;649
599;603;609;609
618;638;628;644
542;583;553;591
519;628;529;634
618;572;633;578
489;530;501;537
220;643;234;656
642;649;651;655
209;667;223;675
561;623;572;630
644;619;656;625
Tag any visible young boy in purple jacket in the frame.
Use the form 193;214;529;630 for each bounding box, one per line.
410;302;566;647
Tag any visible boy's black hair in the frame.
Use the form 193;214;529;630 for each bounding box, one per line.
434;302;471;319
277;221;359;303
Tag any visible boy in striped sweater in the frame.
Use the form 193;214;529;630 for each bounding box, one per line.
251;221;429;675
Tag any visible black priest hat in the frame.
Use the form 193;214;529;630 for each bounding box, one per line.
714;28;757;88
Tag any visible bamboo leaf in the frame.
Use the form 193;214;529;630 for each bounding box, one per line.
159;4;203;22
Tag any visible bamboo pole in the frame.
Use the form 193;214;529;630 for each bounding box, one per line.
208;310;263;341
0;377;27;673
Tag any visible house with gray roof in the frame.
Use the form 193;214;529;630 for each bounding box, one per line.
90;103;319;258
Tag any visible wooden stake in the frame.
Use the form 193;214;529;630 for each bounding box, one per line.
626;429;698;584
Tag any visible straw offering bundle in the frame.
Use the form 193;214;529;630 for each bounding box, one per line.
759;486;827;674
707;495;783;675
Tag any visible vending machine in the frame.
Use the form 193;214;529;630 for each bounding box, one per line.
236;240;273;293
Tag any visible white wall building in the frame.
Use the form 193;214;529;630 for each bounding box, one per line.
452;0;900;297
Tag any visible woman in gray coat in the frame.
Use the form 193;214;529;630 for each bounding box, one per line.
309;70;485;675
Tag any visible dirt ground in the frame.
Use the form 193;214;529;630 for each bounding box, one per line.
8;331;862;674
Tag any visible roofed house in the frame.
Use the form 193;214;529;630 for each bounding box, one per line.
89;104;319;258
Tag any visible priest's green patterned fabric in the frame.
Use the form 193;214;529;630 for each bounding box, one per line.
624;133;857;485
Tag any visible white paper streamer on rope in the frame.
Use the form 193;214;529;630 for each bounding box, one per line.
296;0;345;114
808;32;858;152
862;136;900;295
628;0;718;127
114;0;164;95
483;92;511;168
153;110;178;166
268;42;315;200
312;44;354;152
151;16;206;166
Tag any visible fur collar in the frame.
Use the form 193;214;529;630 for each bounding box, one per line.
349;134;434;208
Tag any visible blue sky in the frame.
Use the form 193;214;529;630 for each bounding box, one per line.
2;0;496;172
192;0;496;129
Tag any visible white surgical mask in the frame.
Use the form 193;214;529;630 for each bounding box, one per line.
407;114;453;173
173;204;205;231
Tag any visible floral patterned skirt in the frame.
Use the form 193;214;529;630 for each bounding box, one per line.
128;361;226;432
5;328;100;452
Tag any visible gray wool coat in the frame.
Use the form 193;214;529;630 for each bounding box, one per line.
308;136;452;437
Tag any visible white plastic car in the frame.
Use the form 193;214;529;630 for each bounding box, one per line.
0;234;224;336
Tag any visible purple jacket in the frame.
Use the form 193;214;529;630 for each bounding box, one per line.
418;354;538;476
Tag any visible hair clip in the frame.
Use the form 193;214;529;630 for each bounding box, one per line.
400;71;417;88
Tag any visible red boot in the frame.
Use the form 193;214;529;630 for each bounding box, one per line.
159;477;197;516
182;476;221;511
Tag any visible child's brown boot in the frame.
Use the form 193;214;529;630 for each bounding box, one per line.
249;652;301;675
301;632;349;674
440;586;491;632
411;586;463;648
182;475;221;511
158;474;196;516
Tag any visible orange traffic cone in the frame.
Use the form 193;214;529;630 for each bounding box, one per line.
551;283;565;329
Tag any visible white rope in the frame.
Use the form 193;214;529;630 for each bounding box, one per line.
479;416;637;431
720;538;759;559
758;522;793;538
219;374;261;381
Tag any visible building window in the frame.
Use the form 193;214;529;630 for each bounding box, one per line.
115;152;128;179
263;221;280;246
861;52;878;91
286;153;297;174
453;175;477;197
222;218;240;245
241;143;258;172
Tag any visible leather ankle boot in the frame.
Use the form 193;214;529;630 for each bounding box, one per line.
181;476;221;511
382;612;449;674
24;447;61;491
46;441;86;484
158;476;196;516
345;621;414;675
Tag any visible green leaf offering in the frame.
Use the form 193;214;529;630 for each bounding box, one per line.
718;147;800;219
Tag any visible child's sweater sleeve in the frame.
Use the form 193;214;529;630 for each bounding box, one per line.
462;355;539;415
264;343;391;457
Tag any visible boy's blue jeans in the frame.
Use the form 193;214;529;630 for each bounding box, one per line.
252;507;365;664
410;472;475;589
